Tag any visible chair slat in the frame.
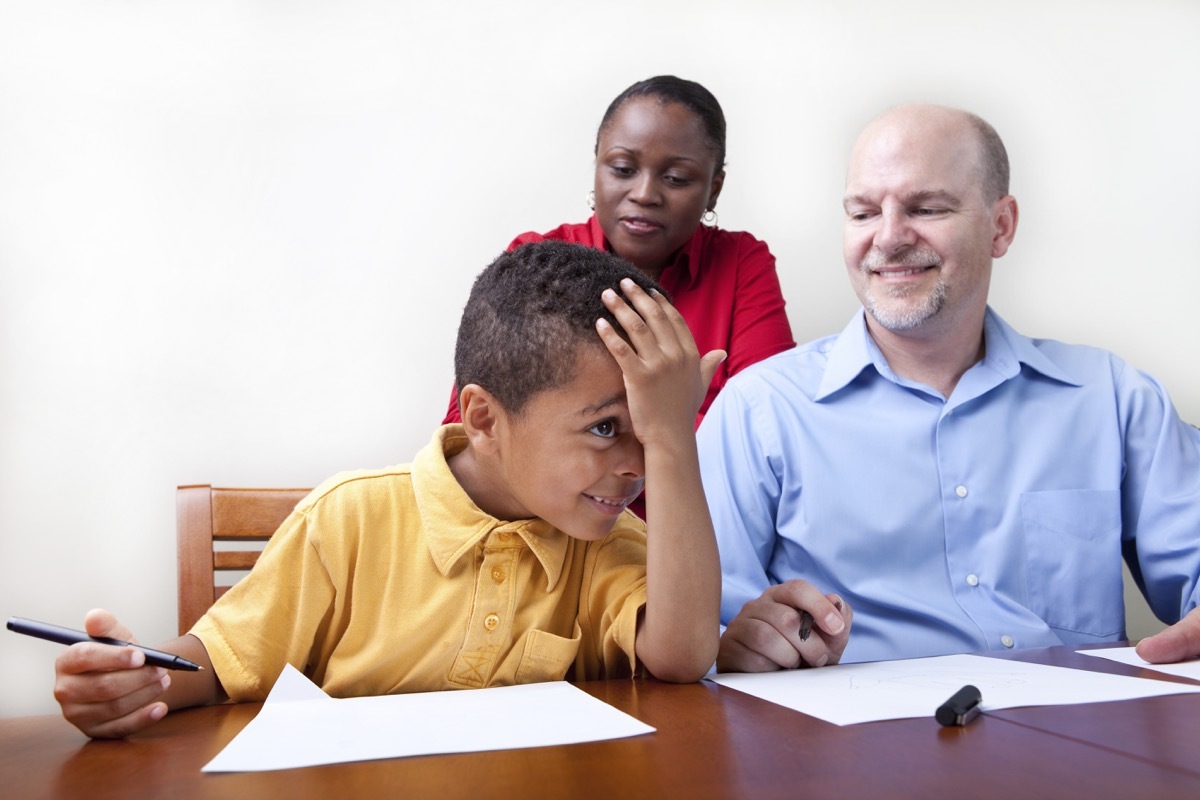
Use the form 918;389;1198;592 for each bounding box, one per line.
176;485;310;635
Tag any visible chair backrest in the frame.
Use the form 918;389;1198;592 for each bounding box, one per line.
176;484;311;635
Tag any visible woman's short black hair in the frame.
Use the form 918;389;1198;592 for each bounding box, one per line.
594;75;727;173
454;241;665;417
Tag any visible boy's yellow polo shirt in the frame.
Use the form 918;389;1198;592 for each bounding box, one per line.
191;425;647;701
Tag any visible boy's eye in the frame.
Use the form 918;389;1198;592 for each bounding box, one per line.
588;420;617;439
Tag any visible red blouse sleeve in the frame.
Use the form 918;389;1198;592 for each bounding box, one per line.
507;230;547;251
441;231;548;425
723;235;795;378
441;384;461;425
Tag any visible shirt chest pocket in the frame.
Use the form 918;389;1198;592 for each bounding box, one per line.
513;624;582;684
1020;489;1124;637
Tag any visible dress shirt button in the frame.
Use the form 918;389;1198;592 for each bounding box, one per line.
955;485;968;498
491;566;506;584
1001;635;1015;648
966;574;979;587
484;613;500;631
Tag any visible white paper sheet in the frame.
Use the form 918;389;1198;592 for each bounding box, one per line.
707;653;1200;726
1077;646;1200;681
202;664;655;772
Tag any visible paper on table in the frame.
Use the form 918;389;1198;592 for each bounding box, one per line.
203;664;654;772
1077;646;1200;681
707;653;1200;726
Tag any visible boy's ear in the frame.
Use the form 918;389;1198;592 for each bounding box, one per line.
458;383;504;456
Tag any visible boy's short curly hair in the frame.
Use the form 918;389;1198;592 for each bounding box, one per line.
454;241;665;417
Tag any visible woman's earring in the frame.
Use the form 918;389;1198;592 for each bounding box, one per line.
702;208;718;226
587;190;596;211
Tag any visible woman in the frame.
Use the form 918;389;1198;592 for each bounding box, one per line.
445;76;794;428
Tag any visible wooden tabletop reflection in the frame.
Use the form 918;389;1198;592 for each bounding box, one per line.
4;646;1198;799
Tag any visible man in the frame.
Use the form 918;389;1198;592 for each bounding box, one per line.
699;104;1200;672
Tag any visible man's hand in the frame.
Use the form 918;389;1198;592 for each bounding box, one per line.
717;581;852;673
1136;607;1200;664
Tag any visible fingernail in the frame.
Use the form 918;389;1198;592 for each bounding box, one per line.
824;611;845;634
620;278;635;289
150;703;167;721
814;653;830;668
602;288;617;301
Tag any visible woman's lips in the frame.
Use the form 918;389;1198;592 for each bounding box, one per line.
619;216;664;236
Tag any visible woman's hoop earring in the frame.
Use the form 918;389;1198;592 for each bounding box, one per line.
587;190;596;211
701;209;718;226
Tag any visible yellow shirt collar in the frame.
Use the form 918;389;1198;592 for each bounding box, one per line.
413;425;570;592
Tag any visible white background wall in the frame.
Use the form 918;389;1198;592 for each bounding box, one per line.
1;0;1197;718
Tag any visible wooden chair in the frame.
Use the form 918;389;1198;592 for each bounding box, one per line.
176;484;311;635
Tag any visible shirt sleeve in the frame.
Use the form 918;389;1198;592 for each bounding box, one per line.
1117;363;1200;622
441;384;461;424
438;230;557;425
189;504;337;701
507;230;547;251
722;235;795;378
696;379;787;626
441;230;552;426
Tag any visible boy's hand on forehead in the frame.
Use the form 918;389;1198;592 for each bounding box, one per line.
597;278;726;445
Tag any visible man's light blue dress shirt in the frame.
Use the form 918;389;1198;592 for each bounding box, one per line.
698;308;1200;664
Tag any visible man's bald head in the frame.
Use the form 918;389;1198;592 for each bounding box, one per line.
851;105;1010;202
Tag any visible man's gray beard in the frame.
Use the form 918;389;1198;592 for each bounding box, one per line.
863;278;947;331
859;248;946;331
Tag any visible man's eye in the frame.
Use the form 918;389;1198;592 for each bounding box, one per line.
589;420;617;439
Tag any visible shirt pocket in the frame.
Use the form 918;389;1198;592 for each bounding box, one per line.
1020;489;1124;636
513;624;582;684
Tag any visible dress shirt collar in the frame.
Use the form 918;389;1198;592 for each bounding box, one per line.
588;213;703;291
980;309;1081;387
413;425;570;592
814;307;1082;402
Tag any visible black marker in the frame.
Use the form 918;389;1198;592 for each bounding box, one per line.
799;611;814;642
7;616;202;671
936;684;982;727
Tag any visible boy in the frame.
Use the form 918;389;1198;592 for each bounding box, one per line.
54;241;724;738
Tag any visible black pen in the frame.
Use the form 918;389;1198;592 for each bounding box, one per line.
7;616;203;671
799;610;814;642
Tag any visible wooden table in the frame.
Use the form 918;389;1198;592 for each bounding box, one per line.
3;646;1198;799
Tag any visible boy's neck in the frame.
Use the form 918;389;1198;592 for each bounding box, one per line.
446;445;521;522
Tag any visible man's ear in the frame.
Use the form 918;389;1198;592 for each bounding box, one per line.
991;195;1019;258
458;384;504;455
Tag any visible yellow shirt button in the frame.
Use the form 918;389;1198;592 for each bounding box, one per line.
484;613;500;631
492;567;506;584
498;531;512;542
